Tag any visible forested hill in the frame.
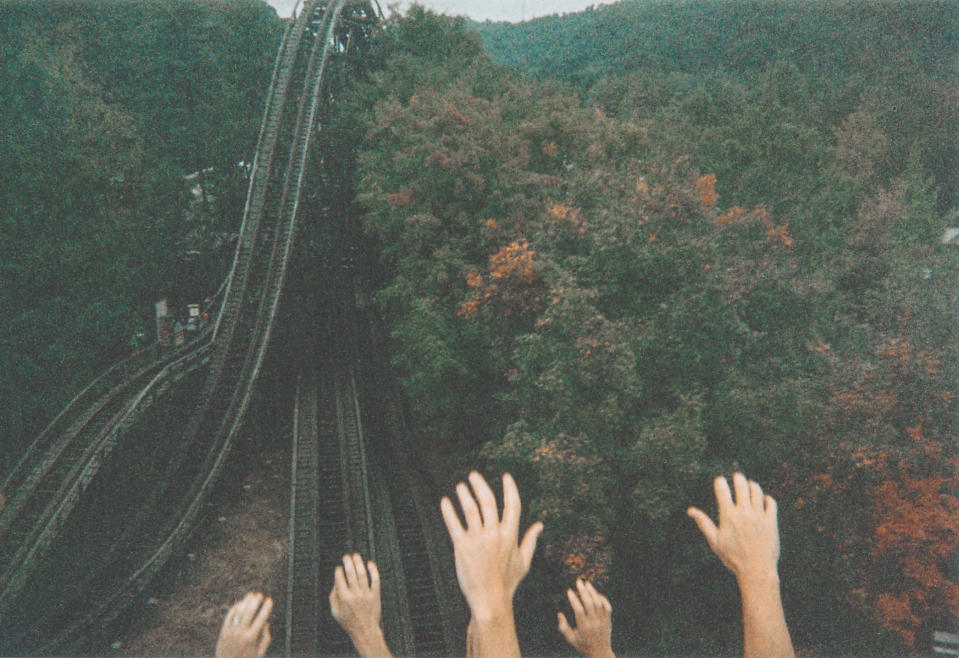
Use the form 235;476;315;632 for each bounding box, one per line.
471;0;959;214
471;0;957;82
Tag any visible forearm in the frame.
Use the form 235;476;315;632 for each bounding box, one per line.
737;569;794;658
348;627;392;658
470;603;521;658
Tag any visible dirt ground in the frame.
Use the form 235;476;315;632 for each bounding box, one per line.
96;430;291;657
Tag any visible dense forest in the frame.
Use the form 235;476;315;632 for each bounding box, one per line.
345;3;958;654
2;0;957;655
0;1;283;468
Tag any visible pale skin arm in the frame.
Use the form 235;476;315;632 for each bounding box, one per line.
329;553;392;657
466;617;476;658
440;471;544;658
557;579;615;658
687;473;795;658
215;592;272;658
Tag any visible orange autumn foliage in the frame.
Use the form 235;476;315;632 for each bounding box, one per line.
871;474;959;646
556;533;610;583
446;103;469;126
804;331;959;648
765;223;794;249
695;173;718;207
459;239;541;319
490;239;537;282
717;206;749;225
548;201;585;233
386;188;412;206
753;204;793;248
716;204;793;248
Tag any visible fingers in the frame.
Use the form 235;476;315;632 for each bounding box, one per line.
584;580;609;613
519;520;543;570
368;560;380;593
567;586;586;622
238;592;263;626
764;493;777;517
220;600;239;633
594;585;612;613
333;565;348;595
468;471;498;527
338;554;375;592
732;472;750;508
749;479;764;510
352;553;368;587
440;496;464;541
501;472;521;535
713;475;733;516
250;596;273;634
343;553;359;589
687;506;718;549
456;481;483;530
576;578;593;614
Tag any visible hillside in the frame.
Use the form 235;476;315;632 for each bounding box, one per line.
471;0;959;212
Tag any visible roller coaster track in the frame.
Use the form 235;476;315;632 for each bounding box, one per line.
1;1;463;653
0;1;363;650
285;279;465;655
287;357;464;656
0;278;228;527
287;365;373;656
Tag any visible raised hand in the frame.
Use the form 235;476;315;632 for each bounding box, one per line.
440;471;543;658
330;553;392;657
557;579;615;658
688;473;794;658
687;473;779;581
215;592;272;658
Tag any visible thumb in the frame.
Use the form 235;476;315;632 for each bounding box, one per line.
257;622;271;657
329;587;341;618
687;506;718;550
519;521;544;570
557;611;575;643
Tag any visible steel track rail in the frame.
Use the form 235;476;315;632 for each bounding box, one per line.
374;424;464;656
316;367;375;655
0;209;230;508
0;350;150;496
286;371;321;656
0;332;213;534
358;299;466;655
0;342;215;624
212;10;300;340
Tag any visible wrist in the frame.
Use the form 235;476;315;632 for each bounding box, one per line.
348;626;390;657
736;565;780;591
468;590;514;625
736;565;783;612
586;647;615;658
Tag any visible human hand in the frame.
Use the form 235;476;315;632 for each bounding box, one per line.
215;592;272;658
687;473;780;584
440;471;544;621
557;579;615;658
330;553;392;657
